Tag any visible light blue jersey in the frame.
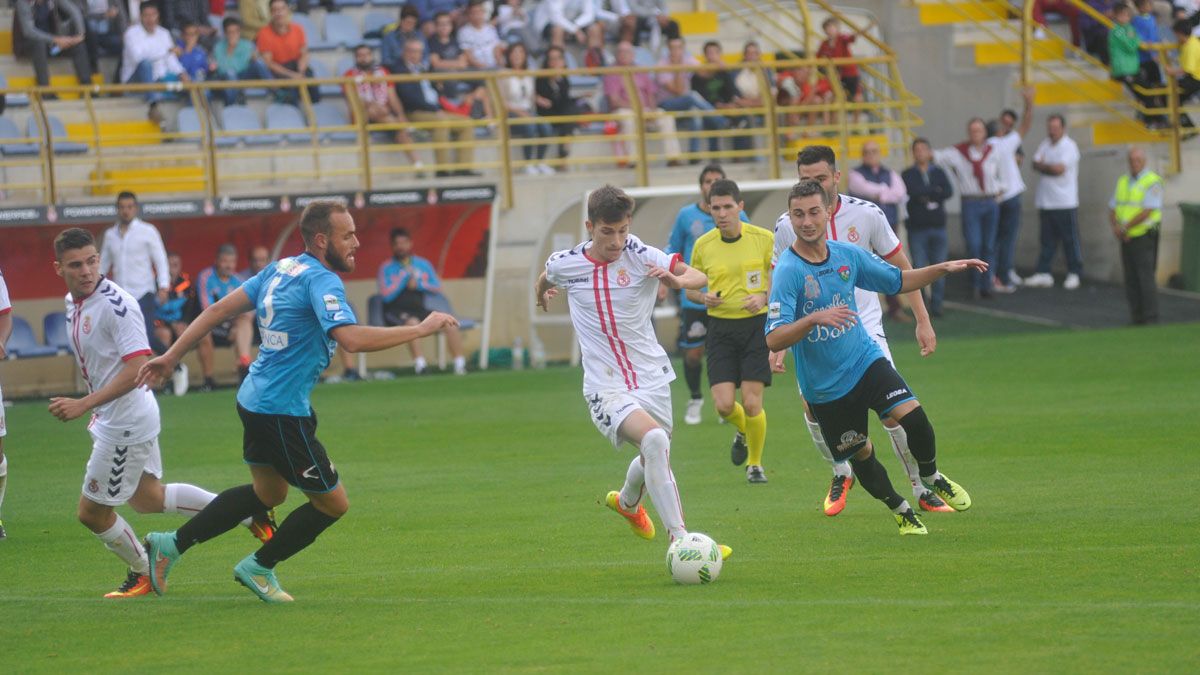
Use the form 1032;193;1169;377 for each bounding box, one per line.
237;252;358;417
666;203;747;310
766;240;902;403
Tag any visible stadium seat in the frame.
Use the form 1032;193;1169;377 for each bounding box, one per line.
372;0;405;6
42;312;71;353
563;50;600;90
312;101;358;143
182;107;238;148
333;0;366;7
0;73;30;107
5;316;59;358
362;12;393;41
266;103;313;143
27;115;88;154
294;14;335;51
426;292;477;332
0;116;38;155
367;294;385;327
221;105;281;145
324;14;364;50
311;60;346;98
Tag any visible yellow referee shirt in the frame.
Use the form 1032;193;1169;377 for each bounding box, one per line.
689;222;774;320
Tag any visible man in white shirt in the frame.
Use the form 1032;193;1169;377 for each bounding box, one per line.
120;2;187;87
933;119;1008;299
1026;114;1083;290
988;86;1034;293
458;0;504;70
100;191;171;354
0;268;11;539
536;0;596;48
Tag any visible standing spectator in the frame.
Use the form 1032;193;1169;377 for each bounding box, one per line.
1168;19;1200;107
1082;0;1115;63
536;0;594;49
848;140;909;321
256;0;321;106
1032;0;1083;45
536;46;586;163
501;42;554;174
817;16;872;124
80;0;128;73
989;86;1035;293
932;118;1007;299
344;44;422;169
1026;113;1083;290
237;0;268;41
458;0;505;70
15;0;94;87
1133;0;1165;87
99;191;171;354
604;40;683;167
164;0;215;47
656;36;719;157
195;244;255;389
121;1;186;114
394;38;478;177
1111;2;1163;124
902;138;954;317
176;23;209;82
381;4;423;71
691;41;752;157
1109;147;1163;323
616;0;680;48
427;11;494;120
209;17;271;106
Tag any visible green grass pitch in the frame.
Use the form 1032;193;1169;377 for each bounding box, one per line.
2;322;1197;672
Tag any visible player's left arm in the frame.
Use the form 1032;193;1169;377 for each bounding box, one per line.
650;257;706;290
50;354;148;422
884;248;936;356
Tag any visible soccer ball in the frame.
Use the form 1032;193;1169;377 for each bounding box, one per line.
666;533;723;585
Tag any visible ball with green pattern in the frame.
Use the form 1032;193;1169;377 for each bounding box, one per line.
666;533;723;585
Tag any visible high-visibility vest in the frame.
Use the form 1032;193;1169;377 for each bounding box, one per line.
1113;171;1163;239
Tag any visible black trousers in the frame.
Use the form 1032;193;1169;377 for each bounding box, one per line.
29;39;93;87
1120;230;1159;325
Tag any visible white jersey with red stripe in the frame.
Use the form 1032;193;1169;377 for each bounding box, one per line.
774;193;902;336
65;277;160;445
545;235;680;395
0;266;11;316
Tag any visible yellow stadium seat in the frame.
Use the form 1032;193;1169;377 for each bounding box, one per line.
65;121;163;147
1032;79;1124;105
673;11;719;36
5;73;106;99
973;40;1064;66
1091;120;1163;145
90;166;204;195
917;1;1009;25
0;30;12;56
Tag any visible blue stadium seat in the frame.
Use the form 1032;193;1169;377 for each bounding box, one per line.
0;73;30;107
334;0;367;6
294;14;335;51
362;11;394;41
324;14;364;49
367;294;385;326
373;0;405;6
6;316;59;358
266;103;312;143
426;292;477;331
221;105;281;145
183;107;238;147
312;101;358;143
27;115;88;154
42;312;71;353
311;60;346;98
0;116;38;155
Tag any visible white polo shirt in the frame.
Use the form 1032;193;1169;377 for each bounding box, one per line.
99;218;170;299
1032;134;1081;210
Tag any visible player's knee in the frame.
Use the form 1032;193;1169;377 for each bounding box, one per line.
897;406;934;447
639;427;670;465
851;440;874;462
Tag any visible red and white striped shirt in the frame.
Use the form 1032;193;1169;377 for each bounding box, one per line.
0;267;10;316
65;277;160;445
546;235;679;394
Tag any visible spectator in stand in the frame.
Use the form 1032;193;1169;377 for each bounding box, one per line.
656;36;720;157
989;86;1034;293
494;0;529;44
501;42;554;174
237;0;268;40
1111;2;1164;124
536;46;586;163
1081;0;1115;63
80;0;128;73
1109;146;1163;323
295;0;335;15
849;140;909;321
256;0;321;106
164;0;215;47
15;0;94;88
176;23;209;82
459;0;505;70
616;0;680;48
395;38;479;177
427;11;495;120
344;44;422;169
776;58;834;137
1026;113;1084;290
1032;1;1083;45
901;138;954;317
195;244;255;390
817;16;871;124
537;0;595;49
412;0;468;36
583;21;613;66
734;41;773;150
1168;19;1200;107
240;245;271;279
99;191;171;354
381;5;423;71
121;1;186;114
1133;0;1165;87
209;17;271;106
691;41;752;158
604;40;684;167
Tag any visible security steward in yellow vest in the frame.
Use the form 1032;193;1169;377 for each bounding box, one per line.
1109;147;1164;325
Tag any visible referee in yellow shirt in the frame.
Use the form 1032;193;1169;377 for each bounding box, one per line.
687;179;774;484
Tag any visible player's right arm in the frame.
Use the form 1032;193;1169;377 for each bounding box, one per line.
898;260;989;293
136;288;255;388
0;272;11;359
50;354;148;422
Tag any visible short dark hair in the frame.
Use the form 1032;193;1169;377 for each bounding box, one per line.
116;190;137;204
703;40;721;52
911;137;931;151
985;119;999;137
587;185;635;225
216;243;238;259
822;17;838;30
433;10;451;22
139;1;157;14
1048;112;1067;127
269;0;289;9
698;163;726;186
1174;19;1193;35
354;43;373;54
788;179;829;208
390;227;411;241
467;0;486;8
543;45;564;66
796;144;837;170
401;4;420;20
222;16;241;30
299;201;348;247
1000;108;1018;122
1113;2;1132;15
54;227;96;260
706;178;741;204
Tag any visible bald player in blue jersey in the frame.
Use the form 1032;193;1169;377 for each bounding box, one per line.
136;201;457;602
766;181;985;536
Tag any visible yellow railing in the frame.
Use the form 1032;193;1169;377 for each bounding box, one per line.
0;58;921;209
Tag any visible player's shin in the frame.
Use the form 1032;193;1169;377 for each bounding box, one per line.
640;428;686;541
163;483;217;516
807;413;851;478
174;484;269;553
252;503;339;568
98;514;150;573
897;407;938;483
847;450;909;513
618;456;645;511
884;422;923;495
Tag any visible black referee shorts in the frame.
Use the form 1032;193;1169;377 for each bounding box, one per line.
705;314;772;387
808;358;917;462
238;403;340;493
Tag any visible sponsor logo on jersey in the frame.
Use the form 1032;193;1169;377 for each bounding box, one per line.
260;328;290;350
746;269;763;290
276;258;308;277
767;302;781;320
886;388;908;400
847;226;860;243
804;274;820;299
323;294;340;312
82;315;92;334
616;268;631;287
838;265;851;282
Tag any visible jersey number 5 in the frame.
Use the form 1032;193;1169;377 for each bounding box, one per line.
260;276;284;329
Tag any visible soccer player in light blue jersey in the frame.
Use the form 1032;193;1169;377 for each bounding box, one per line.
766;181;985;535
135;201;458;602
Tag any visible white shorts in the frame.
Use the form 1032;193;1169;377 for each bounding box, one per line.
795;328;893;399
585;385;674;448
82;436;162;506
0;381;6;438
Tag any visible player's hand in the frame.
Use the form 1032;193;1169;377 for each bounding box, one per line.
647;264;681;290
136;355;177;390
48;396;88;422
536;287;558;312
742;293;767;313
940;259;988;275
915;320;937;357
809;306;858;330
769;350;787;373
417;311;458;337
700;292;723;308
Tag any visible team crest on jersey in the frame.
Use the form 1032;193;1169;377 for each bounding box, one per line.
847;226;860;243
616;268;631;287
87;479;100;494
803;274;821;299
838;266;851;282
82;315;92;335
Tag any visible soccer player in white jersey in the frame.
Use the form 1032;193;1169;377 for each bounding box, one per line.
0;267;12;540
771;145;953;516
535;185;731;560
48;228;273;598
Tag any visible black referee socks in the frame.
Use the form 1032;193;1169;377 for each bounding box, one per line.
176;484;269;553
898;406;937;479
254;503;340;569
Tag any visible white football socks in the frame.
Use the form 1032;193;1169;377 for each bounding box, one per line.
97;514;149;574
891;500;913;515
807;413;852;478
640;428;686;541
164;482;254;528
618;455;645;512
0;455;8;520
884;423;924;498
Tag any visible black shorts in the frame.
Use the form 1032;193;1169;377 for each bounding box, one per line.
212;320;234;347
705;314;771;387
841;75;861;97
808;358;917;463
383;291;430;326
238;403;340;493
677;307;709;349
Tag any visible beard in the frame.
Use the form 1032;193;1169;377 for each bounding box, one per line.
325;247;355;273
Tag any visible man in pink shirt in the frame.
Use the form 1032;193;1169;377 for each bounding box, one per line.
603;41;682;167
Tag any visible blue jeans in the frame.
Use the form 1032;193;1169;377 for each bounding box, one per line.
510;119;552;160
995;194;1022;282
907;227;948;314
127;60;181;102
210;60;272;106
1036;208;1084;275
658;91;722;154
961;197;999;292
